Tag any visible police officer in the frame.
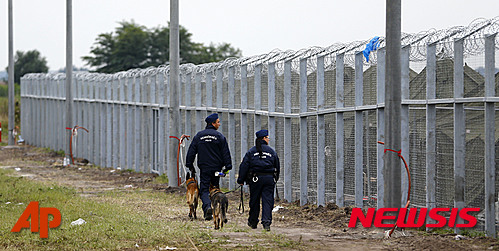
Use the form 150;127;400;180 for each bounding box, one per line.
237;129;280;231
186;113;232;220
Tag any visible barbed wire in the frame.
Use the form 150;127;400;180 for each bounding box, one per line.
21;17;499;86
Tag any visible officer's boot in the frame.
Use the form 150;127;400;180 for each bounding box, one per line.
204;208;213;221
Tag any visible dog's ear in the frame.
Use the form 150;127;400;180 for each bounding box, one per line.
186;172;191;180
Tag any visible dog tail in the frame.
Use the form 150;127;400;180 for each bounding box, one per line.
221;197;228;223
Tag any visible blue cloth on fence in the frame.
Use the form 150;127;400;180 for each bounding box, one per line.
363;36;380;62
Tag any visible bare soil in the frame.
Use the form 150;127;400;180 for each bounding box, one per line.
1;145;498;250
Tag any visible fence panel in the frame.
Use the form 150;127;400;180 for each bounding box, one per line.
20;17;499;235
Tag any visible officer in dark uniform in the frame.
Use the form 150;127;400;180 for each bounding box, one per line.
237;129;280;231
186;113;232;220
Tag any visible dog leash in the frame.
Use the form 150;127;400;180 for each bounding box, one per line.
238;186;244;214
221;185;244;214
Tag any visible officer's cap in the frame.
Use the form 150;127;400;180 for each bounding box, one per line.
256;129;268;138
205;113;219;124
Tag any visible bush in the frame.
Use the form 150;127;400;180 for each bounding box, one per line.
0;84;20;97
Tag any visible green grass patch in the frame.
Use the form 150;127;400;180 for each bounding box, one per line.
152;173;169;184
39;147;65;157
0;168;206;250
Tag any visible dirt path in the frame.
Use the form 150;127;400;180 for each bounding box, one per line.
1;145;497;250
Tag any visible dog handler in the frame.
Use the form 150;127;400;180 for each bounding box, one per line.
237;129;280;231
186;113;232;221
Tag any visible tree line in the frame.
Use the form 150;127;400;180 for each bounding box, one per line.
7;21;242;83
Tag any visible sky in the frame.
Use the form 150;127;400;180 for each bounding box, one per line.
1;0;499;71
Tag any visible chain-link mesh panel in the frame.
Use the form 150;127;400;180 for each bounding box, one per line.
324;69;336;109
234;78;241;109
223;76;229;109
275;117;285;199
364;110;378;206
409;59;427;100
344;66;356;108
324;114;337;203
307;71;317;112
344;112;355;206
261;72;269;111
409;107;427;208
276;73;285;113
233;114;242;174
247;75;255;110
291;72;300;113
465;107;485;208
363;66;377;106
435;107;454;208
307;116;318;204
291;118;300;202
436;57;454;99
464;58;485;98
247;115;255;153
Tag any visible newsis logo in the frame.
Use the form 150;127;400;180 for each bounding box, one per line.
348;207;480;228
11;201;61;238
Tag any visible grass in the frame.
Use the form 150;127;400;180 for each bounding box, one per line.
0;168;204;250
152;173;169;184
0;84;21;144
0;167;299;250
39;147;65;157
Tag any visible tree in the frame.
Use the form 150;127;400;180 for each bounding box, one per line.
7;50;49;84
82;21;149;73
83;21;242;73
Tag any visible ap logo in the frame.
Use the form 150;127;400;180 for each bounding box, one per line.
11;201;61;238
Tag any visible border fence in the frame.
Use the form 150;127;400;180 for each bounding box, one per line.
21;17;499;231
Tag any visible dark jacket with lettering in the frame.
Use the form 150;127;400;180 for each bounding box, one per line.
186;124;232;172
237;142;280;184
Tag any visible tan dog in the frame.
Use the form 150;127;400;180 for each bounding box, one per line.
209;185;228;230
185;172;199;220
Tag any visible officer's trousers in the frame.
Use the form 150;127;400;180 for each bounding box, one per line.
248;175;275;226
199;169;221;213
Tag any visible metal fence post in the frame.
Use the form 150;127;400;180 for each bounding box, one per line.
354;51;364;207
426;43;437;230
185;72;192;169
284;60;292;202
157;72;166;174
336;53;345;207
240;65;249;187
195;72;203;134
119;75;126;169
106;77;113;168
112;76;120;168
484;33;496;237
299;58;308;206
453;38;465;233
268;62;277;197
401;46;410;206
376;48;386;209
254;64;262;132
228;66;236;189
316;56;326;206
91;77;99;165
135;75;142;172
127;73;135;170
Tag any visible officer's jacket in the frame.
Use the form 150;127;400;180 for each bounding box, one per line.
186;124;232;171
237;142;280;184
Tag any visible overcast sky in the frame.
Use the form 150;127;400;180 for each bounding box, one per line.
1;0;499;71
